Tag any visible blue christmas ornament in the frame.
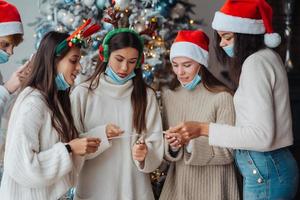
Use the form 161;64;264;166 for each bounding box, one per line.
96;0;106;9
92;39;101;50
102;22;113;31
155;2;170;17
142;70;154;85
167;0;177;7
64;0;75;4
35;23;55;49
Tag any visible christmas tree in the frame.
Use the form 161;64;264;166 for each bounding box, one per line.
32;0;201;89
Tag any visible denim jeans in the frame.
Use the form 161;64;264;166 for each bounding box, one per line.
235;148;298;200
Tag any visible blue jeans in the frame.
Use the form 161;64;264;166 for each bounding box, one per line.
235;148;298;200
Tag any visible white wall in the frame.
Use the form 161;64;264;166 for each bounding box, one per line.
2;0;224;81
191;0;224;36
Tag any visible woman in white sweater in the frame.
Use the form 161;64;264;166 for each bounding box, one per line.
0;31;101;200
71;28;163;200
169;1;298;199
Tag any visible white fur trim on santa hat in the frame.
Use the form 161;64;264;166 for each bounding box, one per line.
264;33;281;48
0;21;23;37
170;42;208;67
212;11;265;34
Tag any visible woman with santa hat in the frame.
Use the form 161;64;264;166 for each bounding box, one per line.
166;0;298;199
159;30;240;200
0;0;30;115
0;0;31;179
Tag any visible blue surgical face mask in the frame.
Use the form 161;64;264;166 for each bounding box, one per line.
105;66;136;85
222;43;234;57
55;73;70;91
182;74;202;91
0;49;9;64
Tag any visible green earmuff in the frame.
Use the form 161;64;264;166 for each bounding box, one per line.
99;28;144;67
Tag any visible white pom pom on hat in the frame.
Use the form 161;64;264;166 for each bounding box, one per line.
211;0;281;48
264;33;281;48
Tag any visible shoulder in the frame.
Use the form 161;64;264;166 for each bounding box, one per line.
161;86;183;100
146;87;157;103
241;48;280;85
71;82;90;96
18;87;46;107
243;48;281;72
14;87;47;117
213;91;233;106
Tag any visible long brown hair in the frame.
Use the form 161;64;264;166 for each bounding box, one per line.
214;31;266;89
87;32;148;133
23;31;79;142
169;64;232;94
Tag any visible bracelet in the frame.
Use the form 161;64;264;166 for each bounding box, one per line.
65;144;72;153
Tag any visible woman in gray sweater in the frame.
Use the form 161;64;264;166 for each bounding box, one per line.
159;30;240;200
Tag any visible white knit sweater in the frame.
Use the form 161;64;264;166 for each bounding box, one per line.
210;48;293;151
70;74;163;200
0;87;78;200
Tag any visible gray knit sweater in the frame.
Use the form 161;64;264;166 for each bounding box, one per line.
159;83;240;200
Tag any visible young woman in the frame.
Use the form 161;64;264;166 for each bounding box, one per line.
0;0;29;118
0;1;31;166
0;31;101;200
71;28;163;200
169;1;299;199
159;30;240;200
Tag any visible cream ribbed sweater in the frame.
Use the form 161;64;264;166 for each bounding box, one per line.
0;87;79;200
210;49;293;151
159;84;240;200
71;74;163;200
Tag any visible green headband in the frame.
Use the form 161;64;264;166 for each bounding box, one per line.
100;28;144;67
55;19;101;56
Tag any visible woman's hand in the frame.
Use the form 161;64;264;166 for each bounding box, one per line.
106;123;124;140
165;132;184;149
4;60;31;94
132;140;148;163
68;137;101;156
168;121;209;144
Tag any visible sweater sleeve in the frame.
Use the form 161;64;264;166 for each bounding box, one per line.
164;139;183;162
209;53;276;151
134;90;164;173
70;85;111;161
4;96;73;188
0;85;11;118
184;92;234;166
161;90;183;162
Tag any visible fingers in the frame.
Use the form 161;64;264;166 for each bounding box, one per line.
165;133;184;148
135;143;146;151
106;124;124;139
168;122;184;133
87;137;101;143
16;60;30;73
132;144;147;162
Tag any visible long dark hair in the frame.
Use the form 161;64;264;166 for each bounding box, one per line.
169;63;232;94
23;31;79;142
214;31;266;88
87;32;148;133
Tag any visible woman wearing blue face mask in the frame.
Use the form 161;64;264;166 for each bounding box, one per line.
0;1;30;119
159;30;240;200
0;31;102;200
169;0;299;199
71;28;163;200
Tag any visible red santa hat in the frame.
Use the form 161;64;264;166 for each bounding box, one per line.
170;30;209;67
212;0;281;48
0;0;23;37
